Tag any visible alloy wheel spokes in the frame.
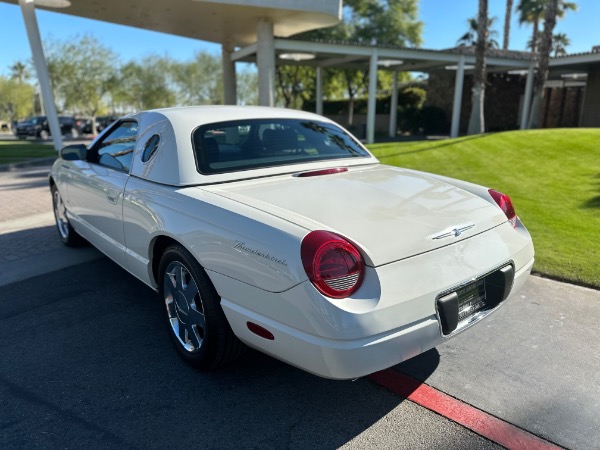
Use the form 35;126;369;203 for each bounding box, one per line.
163;260;205;353
53;190;69;238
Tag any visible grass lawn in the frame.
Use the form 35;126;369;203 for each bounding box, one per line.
0;140;58;165
368;128;600;289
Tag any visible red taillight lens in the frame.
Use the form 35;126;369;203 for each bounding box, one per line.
489;189;517;228
301;230;365;299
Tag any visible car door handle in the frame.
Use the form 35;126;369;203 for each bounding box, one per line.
61;164;70;170
106;190;119;204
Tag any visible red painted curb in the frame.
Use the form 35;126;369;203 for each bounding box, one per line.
368;370;563;450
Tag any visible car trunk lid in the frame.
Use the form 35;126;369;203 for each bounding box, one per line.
205;165;508;266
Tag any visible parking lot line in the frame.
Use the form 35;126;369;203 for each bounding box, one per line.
369;369;563;450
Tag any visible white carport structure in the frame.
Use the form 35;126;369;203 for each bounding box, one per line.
235;40;537;143
7;0;342;149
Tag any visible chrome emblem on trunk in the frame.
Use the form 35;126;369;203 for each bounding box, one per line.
429;223;476;240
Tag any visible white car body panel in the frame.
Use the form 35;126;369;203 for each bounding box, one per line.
206;164;509;266
66;162;129;267
50;106;535;379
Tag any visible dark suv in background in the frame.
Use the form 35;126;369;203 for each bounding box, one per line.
15;115;78;140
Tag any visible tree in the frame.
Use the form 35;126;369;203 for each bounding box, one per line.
503;0;514;49
301;0;423;47
552;32;570;56
457;17;499;48
467;0;489;135
275;65;315;109
294;0;423;123
46;35;118;134
0;76;35;124
528;0;558;128
9;61;31;84
517;0;545;52
172;51;223;105
114;55;176;111
236;68;258;106
517;0;576;52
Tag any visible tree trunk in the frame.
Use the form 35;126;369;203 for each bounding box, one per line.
532;18;539;52
503;0;513;50
528;0;558;129
467;0;488;135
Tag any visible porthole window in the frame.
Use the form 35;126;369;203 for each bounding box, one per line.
142;134;160;163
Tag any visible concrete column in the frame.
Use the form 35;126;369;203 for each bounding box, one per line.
520;62;535;130
222;43;237;105
366;49;378;144
316;66;323;115
450;55;466;138
19;0;62;150
388;70;399;138
256;18;275;107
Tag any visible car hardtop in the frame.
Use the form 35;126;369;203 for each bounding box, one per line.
117;106;379;187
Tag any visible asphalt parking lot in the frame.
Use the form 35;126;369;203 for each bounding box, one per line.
1;162;599;449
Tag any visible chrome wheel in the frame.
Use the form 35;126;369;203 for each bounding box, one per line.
53;188;70;240
163;261;206;353
40;130;49;140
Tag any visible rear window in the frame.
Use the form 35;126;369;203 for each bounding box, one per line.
192;119;370;174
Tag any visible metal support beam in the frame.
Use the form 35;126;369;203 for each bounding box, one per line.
389;70;398;138
222;42;237;105
520;62;535;130
19;0;62;150
316;66;323;115
450;56;465;138
230;43;257;62
366;49;378;144
256;19;275;107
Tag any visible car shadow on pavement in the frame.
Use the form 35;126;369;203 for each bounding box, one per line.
0;168;50;191
0;257;464;450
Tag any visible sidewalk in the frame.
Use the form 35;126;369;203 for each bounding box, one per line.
0;161;101;287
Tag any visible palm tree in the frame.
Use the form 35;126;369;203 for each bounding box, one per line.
457;16;499;48
10;61;31;84
528;0;558;128
503;0;514;49
467;0;489;135
517;0;577;52
552;32;570;56
517;0;545;52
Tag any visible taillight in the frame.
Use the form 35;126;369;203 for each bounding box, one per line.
301;230;365;299
489;189;517;228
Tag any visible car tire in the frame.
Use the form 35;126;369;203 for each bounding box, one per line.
159;245;246;369
51;185;86;247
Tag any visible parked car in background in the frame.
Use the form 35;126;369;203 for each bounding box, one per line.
96;115;120;133
15;115;78;140
50;106;534;379
74;117;97;135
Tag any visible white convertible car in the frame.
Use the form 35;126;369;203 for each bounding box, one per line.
50;106;534;379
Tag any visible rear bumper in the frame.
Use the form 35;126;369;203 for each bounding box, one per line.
221;256;534;380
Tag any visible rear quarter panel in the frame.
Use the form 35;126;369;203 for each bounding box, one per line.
122;178;309;292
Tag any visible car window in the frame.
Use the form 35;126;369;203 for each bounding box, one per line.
192;118;370;174
92;121;138;172
141;134;160;163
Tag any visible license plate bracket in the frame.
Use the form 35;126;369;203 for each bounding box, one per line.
456;278;487;322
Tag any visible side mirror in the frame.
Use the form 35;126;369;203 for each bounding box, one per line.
60;144;87;161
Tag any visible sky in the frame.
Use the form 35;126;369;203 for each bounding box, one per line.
1;0;599;76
